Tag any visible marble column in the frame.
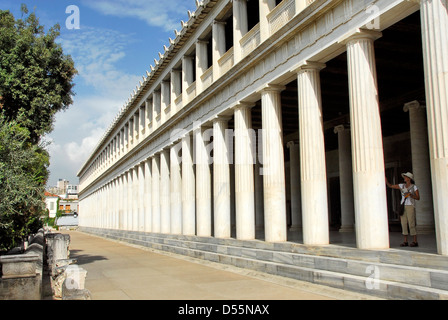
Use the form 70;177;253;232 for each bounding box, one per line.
119;174;124;230
182;55;195;103
152;155;161;233
259;0;276;42
160;149;171;234
344;29;389;249
171;69;182;113
233;0;248;63
144;159;152;232
195;125;212;237
212;20;226;80
260;84;287;243
127;169;134;231
419;0;448;255
213;116;231;238
182;133;196;235
403;101;434;234
170;142;183;235
138;162;145;232
196;40;209;94
334;125;355;233
287;141;301;231
234;103;255;240
133;165;140;231
294;61;329;245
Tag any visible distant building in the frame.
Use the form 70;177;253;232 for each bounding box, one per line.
44;191;59;218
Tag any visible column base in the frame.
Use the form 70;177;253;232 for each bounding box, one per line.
339;225;355;233
289;225;302;232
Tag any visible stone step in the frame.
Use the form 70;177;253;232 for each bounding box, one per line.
82;228;448;300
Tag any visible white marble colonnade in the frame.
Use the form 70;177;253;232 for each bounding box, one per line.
79;0;448;255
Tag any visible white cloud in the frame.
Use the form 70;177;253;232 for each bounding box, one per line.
81;0;194;31
46;26;141;186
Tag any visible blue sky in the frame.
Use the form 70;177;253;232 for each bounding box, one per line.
0;0;197;187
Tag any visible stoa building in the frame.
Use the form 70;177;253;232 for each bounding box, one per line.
77;0;448;270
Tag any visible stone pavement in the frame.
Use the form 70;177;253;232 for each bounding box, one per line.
65;230;381;301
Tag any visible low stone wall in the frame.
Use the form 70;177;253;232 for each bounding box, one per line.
0;229;91;300
0;229;45;300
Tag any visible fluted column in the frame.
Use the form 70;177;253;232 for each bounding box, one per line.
344;29;389;249
403;101;434;234
144;159;152;232
127;168;134;231
182;133;196;235
119;174;124;229
233;0;248;63
294;61;329;245
213;116;231;238
133;165;140;231
152;155;161;233
419;0;448;255
160;149;171;234
234;103;255;240
138;162;145;232
170;142;182;235
287;141;301;231
195;125;212;237
334;125;355;233
260;84;287;243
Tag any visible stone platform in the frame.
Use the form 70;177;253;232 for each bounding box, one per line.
80;227;448;300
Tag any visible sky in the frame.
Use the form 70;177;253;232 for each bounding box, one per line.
0;0;197;187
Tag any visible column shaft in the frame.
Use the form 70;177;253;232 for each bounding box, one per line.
171;143;183;235
420;0;448;254
160;149;171;234
260;85;287;242
287;141;301;230
234;104;255;240
345;30;389;249
334;125;355;232
182;134;196;235
213;117;231;238
295;62;329;245
152;155;161;233
195;126;212;237
144;160;152;232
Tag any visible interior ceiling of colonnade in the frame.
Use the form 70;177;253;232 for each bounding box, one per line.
228;11;424;153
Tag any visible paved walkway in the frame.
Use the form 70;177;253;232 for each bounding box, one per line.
65;231;381;301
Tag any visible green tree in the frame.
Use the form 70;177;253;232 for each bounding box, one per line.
0;5;77;144
0;6;77;252
0;114;48;251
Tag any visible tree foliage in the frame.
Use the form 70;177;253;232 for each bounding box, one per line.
0;114;48;251
0;6;77;144
0;6;77;251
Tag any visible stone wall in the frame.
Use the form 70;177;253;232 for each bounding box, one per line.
0;229;91;300
0;229;45;300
